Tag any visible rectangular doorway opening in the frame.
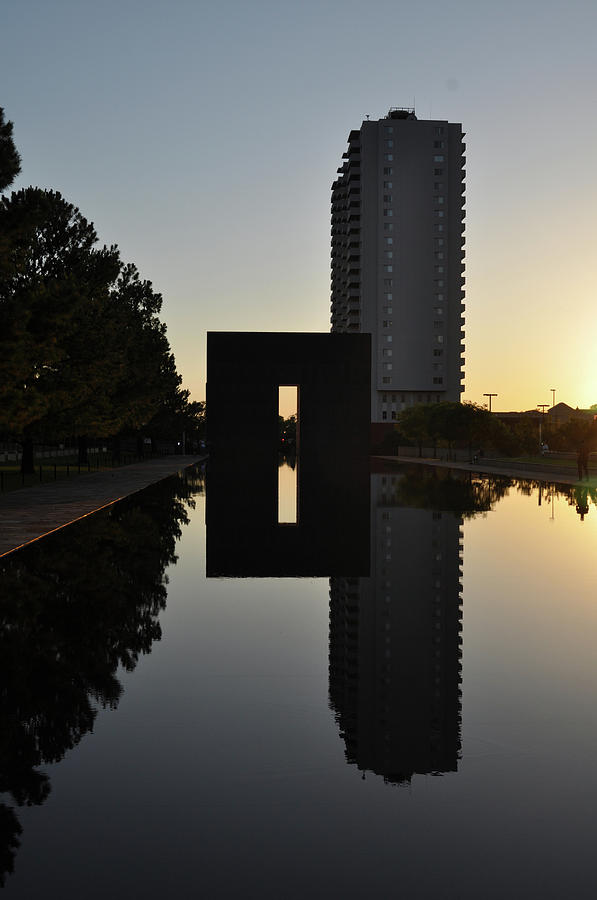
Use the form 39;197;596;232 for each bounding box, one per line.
278;385;299;524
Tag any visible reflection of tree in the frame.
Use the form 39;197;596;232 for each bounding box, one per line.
388;466;512;517
513;478;597;521
384;468;597;522
0;805;22;887
0;466;202;886
278;450;297;470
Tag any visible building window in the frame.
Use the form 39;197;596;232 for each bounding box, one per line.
382;319;392;327
385;237;393;245
383;305;393;314
434;307;443;314
383;167;393;175
434;279;444;287
435;126;444;136
435;266;444;274
384;209;393;217
384;265;393;272
383;223;394;232
435;238;445;247
433;155;445;162
434;252;444;260
383;363;393;370
384;126;393;134
433;140;445;149
382;376;391;384
382;394;387;401
435;210;445;218
382;411;387;420
391;410;396;420
433;349;443;357
385;251;393;259
386;335;393;342
433;363;443;371
434;224;444;233
435;335;444;343
434;196;445;204
385;139;394;148
384;154;393;161
384;293;393;301
434;182;444;191
435;293;444;300
433;320;443;328
384;279;393;287
433;377;444;384
434;168;443;176
383;194;393;203
382;349;392;357
383;181;393;189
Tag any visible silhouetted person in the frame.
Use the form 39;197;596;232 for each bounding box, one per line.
577;443;589;481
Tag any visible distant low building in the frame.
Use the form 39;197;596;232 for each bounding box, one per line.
494;403;593;427
547;402;593;426
493;409;542;423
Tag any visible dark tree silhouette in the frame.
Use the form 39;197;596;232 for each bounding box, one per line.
0;188;120;470
0;109;21;192
0;190;190;471
0;112;199;471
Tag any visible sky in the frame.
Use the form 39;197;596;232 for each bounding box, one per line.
2;0;597;414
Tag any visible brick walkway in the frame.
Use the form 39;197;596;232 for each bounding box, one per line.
0;456;204;558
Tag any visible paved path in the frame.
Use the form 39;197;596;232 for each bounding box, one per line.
0;456;204;558
374;454;591;486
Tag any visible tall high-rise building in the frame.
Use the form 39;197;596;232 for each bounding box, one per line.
331;108;466;440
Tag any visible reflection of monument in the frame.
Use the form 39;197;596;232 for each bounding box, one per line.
329;466;463;783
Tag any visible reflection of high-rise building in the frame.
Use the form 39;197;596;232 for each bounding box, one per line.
329;469;463;784
331;109;466;441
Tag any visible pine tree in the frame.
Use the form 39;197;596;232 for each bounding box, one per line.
0;109;21;192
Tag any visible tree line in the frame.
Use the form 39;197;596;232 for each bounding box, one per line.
393;401;597;458
0;108;204;473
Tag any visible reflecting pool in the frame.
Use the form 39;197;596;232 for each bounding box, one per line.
1;463;597;898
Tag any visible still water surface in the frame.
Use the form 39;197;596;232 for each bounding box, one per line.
2;464;597;898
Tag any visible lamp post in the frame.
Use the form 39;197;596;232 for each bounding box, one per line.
483;393;497;412
538;404;549;447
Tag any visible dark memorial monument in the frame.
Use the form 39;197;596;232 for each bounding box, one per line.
206;332;371;576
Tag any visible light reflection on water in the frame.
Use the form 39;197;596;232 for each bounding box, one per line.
2;465;597;899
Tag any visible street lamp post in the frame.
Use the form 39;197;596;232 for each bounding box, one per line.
538;404;549;447
483;393;498;412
